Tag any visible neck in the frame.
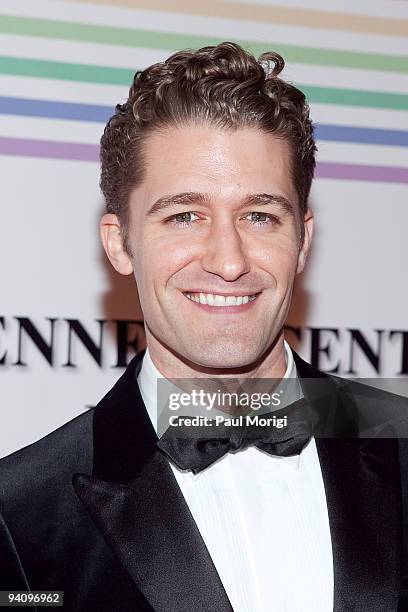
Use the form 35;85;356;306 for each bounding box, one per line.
144;328;288;381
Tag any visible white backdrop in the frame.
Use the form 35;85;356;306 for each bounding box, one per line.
1;0;407;457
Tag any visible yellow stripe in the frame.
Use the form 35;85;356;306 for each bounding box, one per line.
73;0;408;38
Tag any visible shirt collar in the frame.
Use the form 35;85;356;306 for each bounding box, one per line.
138;340;302;470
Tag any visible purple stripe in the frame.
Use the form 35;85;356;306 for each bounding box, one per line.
1;137;408;184
316;162;408;184
0;137;99;161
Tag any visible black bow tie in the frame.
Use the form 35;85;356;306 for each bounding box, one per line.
157;397;315;474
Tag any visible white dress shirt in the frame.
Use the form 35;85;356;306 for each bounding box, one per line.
137;343;334;612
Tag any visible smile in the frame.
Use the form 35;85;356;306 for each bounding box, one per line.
183;292;259;307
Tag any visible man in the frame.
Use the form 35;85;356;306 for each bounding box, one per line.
0;42;407;611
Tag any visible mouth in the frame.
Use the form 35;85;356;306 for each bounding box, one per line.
182;291;261;311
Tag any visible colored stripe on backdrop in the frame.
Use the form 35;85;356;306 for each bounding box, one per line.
1;15;408;74
1;96;407;147
72;0;408;38
0;136;98;162
1;137;408;184
314;125;408;148
315;162;408;184
0;56;133;86
1;58;408;112
0;96;112;123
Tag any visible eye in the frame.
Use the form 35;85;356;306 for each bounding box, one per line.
245;212;281;227
167;212;200;227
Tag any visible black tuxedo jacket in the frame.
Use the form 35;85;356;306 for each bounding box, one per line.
1;350;408;611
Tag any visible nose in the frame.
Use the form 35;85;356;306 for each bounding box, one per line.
200;217;250;281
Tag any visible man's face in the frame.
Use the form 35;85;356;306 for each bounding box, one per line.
108;124;312;369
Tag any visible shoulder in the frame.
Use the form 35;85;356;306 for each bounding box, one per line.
0;353;145;511
331;374;408;433
0;407;95;508
292;349;408;437
293;347;408;407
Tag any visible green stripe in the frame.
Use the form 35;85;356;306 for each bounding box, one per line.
2;56;408;111
299;84;408;111
0;56;133;85
1;14;408;74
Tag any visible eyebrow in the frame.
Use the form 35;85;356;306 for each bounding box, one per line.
146;192;295;217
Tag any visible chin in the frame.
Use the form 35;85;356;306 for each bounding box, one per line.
183;342;263;371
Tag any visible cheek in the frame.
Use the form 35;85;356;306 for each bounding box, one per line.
136;235;196;288
252;239;300;279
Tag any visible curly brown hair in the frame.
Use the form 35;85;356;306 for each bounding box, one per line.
100;41;316;253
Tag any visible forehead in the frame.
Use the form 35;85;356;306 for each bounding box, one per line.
133;123;298;209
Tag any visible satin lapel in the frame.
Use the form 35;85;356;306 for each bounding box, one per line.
72;351;232;612
73;453;232;612
293;352;402;611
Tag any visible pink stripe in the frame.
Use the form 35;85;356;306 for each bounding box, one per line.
0;137;99;162
316;161;408;184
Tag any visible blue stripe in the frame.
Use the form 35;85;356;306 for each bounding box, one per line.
1;96;408;147
315;124;408;147
0;96;112;123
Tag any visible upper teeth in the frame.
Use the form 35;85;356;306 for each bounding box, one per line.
184;293;257;306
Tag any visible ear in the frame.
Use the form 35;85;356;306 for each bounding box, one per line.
296;208;314;274
100;214;133;275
